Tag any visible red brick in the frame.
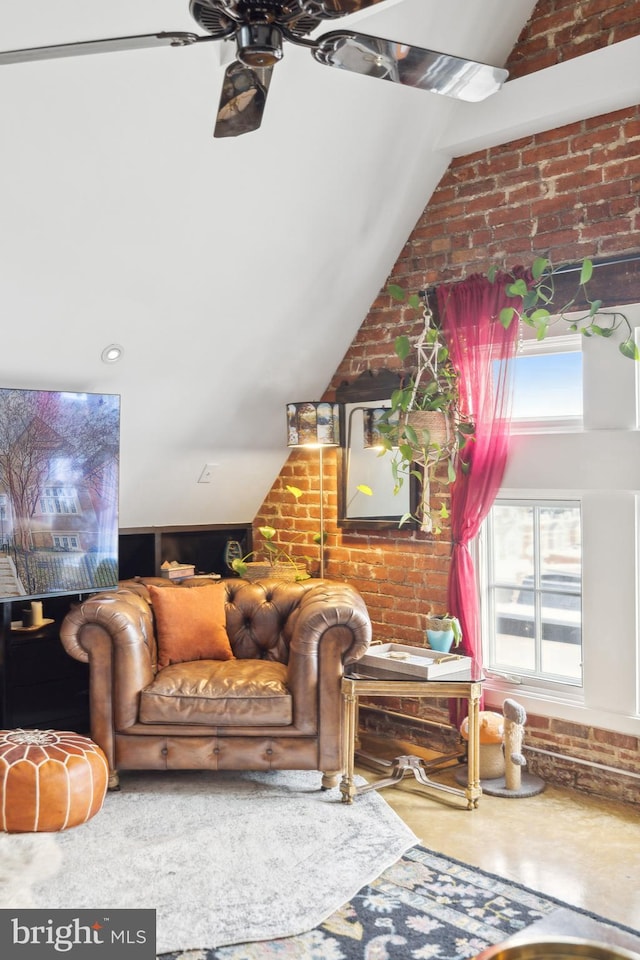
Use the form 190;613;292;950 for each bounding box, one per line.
585;106;635;131
526;714;551;731
550;719;592;739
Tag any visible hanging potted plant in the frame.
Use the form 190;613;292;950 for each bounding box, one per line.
375;285;473;533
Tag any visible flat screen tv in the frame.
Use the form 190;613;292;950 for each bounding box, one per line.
0;387;120;602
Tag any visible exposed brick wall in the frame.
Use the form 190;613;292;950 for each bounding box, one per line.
254;1;640;803
524;715;640;806
404;107;640;280
506;0;640;79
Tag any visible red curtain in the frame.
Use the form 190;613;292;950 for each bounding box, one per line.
436;272;524;724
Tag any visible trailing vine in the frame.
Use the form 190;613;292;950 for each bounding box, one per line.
494;257;639;360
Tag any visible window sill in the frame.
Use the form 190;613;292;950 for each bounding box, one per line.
483;676;640;737
510;417;583;435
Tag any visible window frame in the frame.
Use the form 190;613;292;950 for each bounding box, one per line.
39;486;80;516
477;302;640;736
482;497;583;690
476;264;640;735
52;534;80;551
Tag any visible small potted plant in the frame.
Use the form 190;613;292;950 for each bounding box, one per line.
230;485;311;581
425;613;462;653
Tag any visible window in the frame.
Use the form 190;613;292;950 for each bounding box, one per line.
484;500;582;684
510;335;582;430
53;535;80;550
481;301;640;736
40;486;79;515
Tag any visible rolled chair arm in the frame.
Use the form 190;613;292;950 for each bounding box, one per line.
287;581;371;749
60;588;156;667
289;581;371;664
60;589;157;743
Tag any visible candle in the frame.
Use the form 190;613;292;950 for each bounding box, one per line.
30;601;44;627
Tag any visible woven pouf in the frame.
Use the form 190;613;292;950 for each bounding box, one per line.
0;729;108;833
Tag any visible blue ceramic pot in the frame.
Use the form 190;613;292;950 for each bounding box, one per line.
426;628;455;653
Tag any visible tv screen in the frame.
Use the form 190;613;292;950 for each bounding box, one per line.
0;388;120;602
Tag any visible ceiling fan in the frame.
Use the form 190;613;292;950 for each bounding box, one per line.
0;1;509;138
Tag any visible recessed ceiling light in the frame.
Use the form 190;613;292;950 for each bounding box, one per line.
101;344;124;363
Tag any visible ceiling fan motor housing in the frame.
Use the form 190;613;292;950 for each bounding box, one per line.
189;0;321;42
237;23;284;67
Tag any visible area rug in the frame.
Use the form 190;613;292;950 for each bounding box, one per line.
17;769;417;954
158;845;640;960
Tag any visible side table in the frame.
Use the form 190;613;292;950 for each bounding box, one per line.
340;663;483;809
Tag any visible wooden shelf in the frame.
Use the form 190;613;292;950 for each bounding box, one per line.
118;523;252;580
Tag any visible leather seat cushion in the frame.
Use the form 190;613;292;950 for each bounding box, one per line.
139;659;292;727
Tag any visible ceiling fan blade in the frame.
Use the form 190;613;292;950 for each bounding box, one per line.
313;31;508;102
0;32;211;67
214;61;273;138
320;0;391;15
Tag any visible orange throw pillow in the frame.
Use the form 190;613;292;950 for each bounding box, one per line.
149;584;235;668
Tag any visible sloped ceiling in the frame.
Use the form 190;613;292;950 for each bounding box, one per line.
1;0;637;528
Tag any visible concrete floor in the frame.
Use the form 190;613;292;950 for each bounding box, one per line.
355;739;640;932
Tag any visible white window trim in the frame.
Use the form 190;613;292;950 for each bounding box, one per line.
480;306;640;735
482;497;583;688
479;481;640;737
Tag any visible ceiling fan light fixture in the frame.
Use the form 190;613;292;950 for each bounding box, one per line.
237;24;283;68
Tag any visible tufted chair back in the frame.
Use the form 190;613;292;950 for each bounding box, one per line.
118;576;331;668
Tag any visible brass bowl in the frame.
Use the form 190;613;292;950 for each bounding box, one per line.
474;938;640;960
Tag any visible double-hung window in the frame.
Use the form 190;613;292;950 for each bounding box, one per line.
484;500;582;685
480;303;640;735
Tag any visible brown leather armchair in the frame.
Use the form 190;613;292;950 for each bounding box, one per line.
60;576;371;790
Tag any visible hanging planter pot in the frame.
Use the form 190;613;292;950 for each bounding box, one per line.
403;410;452;455
401;410;455;532
382;285;474;535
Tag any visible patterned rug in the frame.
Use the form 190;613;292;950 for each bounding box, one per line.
160;844;640;959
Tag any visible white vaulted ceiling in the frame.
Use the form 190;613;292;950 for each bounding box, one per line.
0;0;637;527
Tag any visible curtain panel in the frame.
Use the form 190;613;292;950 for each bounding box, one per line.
436;272;525;724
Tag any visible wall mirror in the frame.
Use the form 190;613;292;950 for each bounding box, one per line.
336;370;414;528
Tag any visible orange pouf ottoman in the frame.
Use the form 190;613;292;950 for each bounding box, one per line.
0;729;108;833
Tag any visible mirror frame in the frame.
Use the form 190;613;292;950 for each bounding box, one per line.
336;369;417;529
